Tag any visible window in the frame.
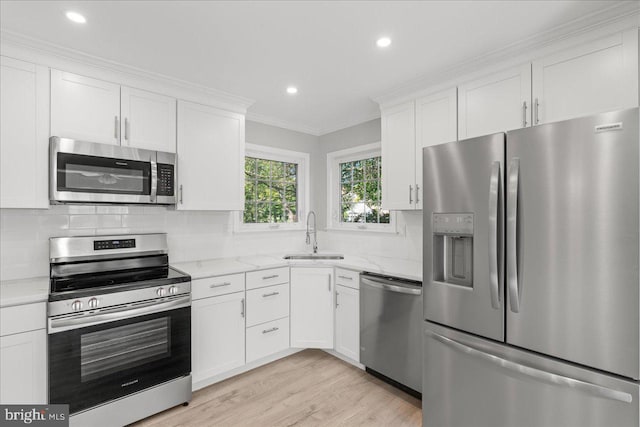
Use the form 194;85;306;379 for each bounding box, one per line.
238;144;309;231
327;143;394;231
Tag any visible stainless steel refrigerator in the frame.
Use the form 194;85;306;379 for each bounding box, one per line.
422;108;639;427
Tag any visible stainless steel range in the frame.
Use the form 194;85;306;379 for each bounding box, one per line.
47;233;192;427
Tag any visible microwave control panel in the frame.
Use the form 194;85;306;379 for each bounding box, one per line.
157;164;175;196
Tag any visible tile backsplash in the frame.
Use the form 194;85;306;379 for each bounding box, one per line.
0;205;308;281
0;207;423;281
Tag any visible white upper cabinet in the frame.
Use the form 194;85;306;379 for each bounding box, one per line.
532;28;638;125
120;86;176;152
381;101;416;211
0;56;49;209
381;87;457;211
415;88;458;210
290;267;334;349
51;69;121;145
51;70;177;152
176;100;245;211
458;64;532;139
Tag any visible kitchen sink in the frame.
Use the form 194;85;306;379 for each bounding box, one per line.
283;253;345;260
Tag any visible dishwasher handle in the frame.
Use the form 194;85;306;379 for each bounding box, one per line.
361;276;422;295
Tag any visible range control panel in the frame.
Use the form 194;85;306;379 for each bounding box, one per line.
433;213;474;235
93;239;136;251
157;163;175;196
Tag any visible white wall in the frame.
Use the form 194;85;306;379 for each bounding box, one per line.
0;120;314;281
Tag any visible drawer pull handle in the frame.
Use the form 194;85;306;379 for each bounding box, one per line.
262;274;279;280
262;292;280;297
210;282;231;288
337;275;353;280
262;327;279;334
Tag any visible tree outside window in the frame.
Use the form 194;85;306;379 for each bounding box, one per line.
244;157;299;224
340;156;389;224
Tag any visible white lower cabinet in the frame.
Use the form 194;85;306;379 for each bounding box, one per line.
246;317;290;363
335;268;360;363
0;302;47;404
290;267;334;349
192;291;245;383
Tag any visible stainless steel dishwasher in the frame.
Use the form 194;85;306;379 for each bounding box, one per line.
360;272;422;395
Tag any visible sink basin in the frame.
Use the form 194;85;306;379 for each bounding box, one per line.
283;253;344;260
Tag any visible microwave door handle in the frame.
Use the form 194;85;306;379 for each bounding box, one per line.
150;159;158;203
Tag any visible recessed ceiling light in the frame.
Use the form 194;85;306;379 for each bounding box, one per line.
286;86;298;95
66;11;86;24
376;37;391;48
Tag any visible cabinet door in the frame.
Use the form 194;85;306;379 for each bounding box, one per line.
381;101;416;211
192;292;245;382
335;285;359;362
415;88;458;210
458;64;531;139
177;101;245;210
533;29;638;125
290;267;334;349
0;56;49;209
0;329;47;404
51;69;121;145
121;86;176;152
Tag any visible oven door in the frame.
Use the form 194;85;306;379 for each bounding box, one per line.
48;296;191;414
50;136;157;204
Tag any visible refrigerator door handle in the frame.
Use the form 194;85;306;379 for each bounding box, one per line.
430;331;633;404
488;161;501;309
507;158;520;313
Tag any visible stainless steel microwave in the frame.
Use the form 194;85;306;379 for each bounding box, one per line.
50;137;176;205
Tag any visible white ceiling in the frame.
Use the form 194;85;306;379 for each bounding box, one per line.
0;1;634;135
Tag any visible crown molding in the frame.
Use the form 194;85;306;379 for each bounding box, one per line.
372;1;640;107
317;111;381;137
245;111;322;137
0;29;254;113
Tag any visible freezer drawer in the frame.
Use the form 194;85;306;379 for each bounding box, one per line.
423;322;639;427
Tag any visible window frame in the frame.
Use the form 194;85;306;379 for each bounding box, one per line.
326;142;396;233
235;143;310;232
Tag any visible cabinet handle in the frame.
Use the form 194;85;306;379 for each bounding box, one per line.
210;282;231;289
328;275;331;292
415;184;420;205
337;275;352;281
124;118;130;141
409;185;413;205
179;185;183;204
262;327;279;334
262;274;278;280
522;101;528;127
240;298;245;318
114;116;119;139
336;291;339;308
262;291;279;297
534;98;540;125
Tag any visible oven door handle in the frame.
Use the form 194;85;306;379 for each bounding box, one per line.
48;295;191;333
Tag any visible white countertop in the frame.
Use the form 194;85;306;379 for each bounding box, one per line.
0;253;421;308
174;253;422;282
0;277;49;308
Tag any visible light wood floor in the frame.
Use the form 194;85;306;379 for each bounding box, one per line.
131;349;422;426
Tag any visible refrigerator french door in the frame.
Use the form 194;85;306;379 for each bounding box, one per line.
422;108;639;427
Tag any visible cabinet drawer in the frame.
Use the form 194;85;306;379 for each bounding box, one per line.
246;283;289;327
335;268;360;290
246;267;289;290
246;318;289;363
192;273;245;300
0;302;46;337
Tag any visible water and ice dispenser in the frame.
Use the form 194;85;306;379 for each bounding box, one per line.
432;213;474;288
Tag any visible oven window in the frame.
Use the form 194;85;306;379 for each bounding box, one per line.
57;152;151;195
80;317;170;382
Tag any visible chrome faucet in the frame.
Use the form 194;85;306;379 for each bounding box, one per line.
306;211;318;254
